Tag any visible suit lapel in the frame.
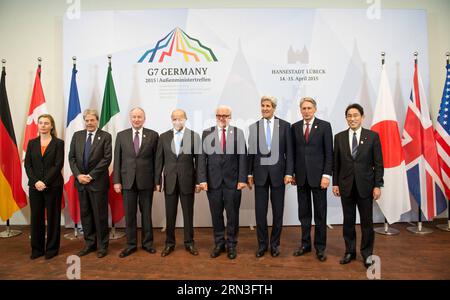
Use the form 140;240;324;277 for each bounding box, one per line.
138;129;148;156
259;119;270;153
344;129;353;160
298;120;305;143
308;119;318;142
179;128;191;156
89;130;101;156
225;126;235;154
41;138;55;159
355;128;368;159
78;130;87;159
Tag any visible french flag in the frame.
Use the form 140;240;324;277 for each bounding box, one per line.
63;65;83;224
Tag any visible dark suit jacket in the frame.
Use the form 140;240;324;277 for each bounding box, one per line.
155;128;200;194
291;118;333;187
69;129;112;192
198;126;247;190
113;128;159;190
248;117;294;187
24;137;64;189
333;128;384;198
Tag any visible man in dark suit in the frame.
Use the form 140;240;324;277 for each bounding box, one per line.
113;107;159;258
69;109;112;258
248;95;294;258
332;103;383;268
291;97;333;262
155;109;201;257
198;105;247;260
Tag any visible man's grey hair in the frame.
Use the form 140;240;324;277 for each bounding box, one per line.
215;105;232;115
129;107;146;118
261;95;277;108
299;97;317;108
83;109;99;120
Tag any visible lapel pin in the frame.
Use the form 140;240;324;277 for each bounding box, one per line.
143;134;146;138
314;126;318;129
97;137;101;140
361;141;364;144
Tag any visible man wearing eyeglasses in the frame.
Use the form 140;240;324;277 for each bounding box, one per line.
198;105;247;260
332;103;383;269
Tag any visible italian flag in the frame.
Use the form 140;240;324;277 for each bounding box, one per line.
100;63;124;224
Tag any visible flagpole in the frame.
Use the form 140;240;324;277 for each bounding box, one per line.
374;52;400;236
406;51;433;235
436;51;450;232
106;54;126;240
63;56;84;241
0;59;23;238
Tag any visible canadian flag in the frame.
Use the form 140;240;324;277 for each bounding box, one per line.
22;66;48;196
371;64;411;223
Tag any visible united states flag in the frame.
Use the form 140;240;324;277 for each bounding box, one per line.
435;63;450;202
402;61;447;220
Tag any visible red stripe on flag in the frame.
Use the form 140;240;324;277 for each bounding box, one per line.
0;121;27;208
426;173;435;220
108;175;124;224
64;175;80;224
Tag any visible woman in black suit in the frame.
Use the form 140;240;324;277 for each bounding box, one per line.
25;114;64;260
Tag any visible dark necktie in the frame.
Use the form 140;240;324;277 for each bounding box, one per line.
134;131;140;155
221;128;226;153
83;133;93;171
351;132;358;158
305;122;310;143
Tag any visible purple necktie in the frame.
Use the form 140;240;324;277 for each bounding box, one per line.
134;131;140;155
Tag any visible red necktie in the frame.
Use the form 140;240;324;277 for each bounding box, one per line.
221;128;226;153
305;122;310;143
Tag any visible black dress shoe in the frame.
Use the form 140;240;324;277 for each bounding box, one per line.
142;246;157;254
119;247;137;258
30;253;44;260
185;245;199;256
227;247;237;260
316;251;327;262
161;245;175;257
339;253;356;265
76;247;96;257
210;246;226;258
97;249;108;258
293;247;311;257
255;247;267;258
45;252;58;260
271;247;280;257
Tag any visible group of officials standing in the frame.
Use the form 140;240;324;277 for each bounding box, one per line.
24;96;383;269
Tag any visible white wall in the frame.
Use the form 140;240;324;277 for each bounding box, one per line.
1;0;449;225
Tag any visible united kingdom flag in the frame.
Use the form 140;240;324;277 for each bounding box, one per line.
402;60;447;220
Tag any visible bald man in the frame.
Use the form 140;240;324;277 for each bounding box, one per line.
198;106;247;260
113;107;159;258
155;109;202;257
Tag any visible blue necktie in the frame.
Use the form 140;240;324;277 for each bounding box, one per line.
83;133;93;171
351;132;358;158
266;119;271;150
175;131;182;156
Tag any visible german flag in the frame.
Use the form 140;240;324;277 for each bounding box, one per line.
0;65;27;221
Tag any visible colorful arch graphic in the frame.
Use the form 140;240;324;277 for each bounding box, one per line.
138;28;218;63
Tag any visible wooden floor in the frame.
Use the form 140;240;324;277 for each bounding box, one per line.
1;222;449;280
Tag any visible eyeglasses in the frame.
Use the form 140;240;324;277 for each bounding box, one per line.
216;114;231;119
